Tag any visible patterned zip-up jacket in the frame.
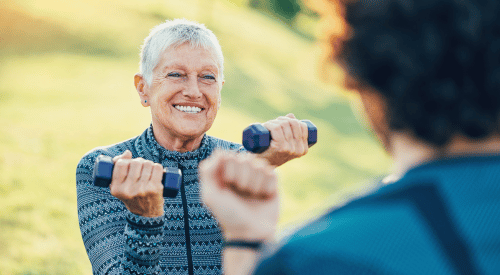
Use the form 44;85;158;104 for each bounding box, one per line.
76;126;244;275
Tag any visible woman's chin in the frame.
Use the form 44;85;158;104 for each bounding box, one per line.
154;116;214;140
174;125;209;139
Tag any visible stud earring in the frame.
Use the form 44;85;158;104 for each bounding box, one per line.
145;100;147;103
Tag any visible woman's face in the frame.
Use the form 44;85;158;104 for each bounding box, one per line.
140;43;223;140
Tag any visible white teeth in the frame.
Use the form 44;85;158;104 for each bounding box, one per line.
174;105;202;113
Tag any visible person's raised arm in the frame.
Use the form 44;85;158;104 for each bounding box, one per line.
199;151;280;275
76;150;165;274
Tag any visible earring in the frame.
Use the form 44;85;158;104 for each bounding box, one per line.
145;100;147;103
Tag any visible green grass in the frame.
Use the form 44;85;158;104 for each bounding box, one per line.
0;0;391;273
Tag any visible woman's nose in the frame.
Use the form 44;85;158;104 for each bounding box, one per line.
182;77;202;98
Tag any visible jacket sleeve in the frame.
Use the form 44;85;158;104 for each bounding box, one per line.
76;149;165;275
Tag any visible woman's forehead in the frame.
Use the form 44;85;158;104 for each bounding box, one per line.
155;44;220;73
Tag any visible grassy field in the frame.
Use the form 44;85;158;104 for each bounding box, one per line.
0;0;391;273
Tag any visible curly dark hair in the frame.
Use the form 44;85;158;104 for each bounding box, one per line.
320;0;500;146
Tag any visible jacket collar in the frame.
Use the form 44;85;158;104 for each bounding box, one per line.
135;125;212;165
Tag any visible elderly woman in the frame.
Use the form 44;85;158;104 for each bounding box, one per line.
76;19;310;275
200;0;500;274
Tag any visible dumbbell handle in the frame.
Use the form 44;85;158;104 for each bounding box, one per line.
92;155;182;198
242;119;317;153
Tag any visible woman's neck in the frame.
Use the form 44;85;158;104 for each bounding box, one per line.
151;123;205;153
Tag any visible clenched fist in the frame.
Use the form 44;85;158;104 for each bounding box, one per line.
110;150;165;217
200;150;280;241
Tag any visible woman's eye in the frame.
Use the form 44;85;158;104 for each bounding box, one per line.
167;72;182;77
202;75;216;80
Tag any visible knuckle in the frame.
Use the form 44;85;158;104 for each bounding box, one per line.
278;119;290;127
131;158;143;164
115;159;128;167
281;124;292;134
267;123;280;131
153;166;164;175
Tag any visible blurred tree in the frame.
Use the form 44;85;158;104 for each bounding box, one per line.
249;0;302;22
269;0;301;21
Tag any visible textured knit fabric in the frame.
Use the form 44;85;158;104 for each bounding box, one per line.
76;126;244;275
254;155;500;275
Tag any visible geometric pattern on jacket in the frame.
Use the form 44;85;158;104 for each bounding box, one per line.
76;126;244;275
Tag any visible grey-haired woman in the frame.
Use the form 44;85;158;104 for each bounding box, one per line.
76;19;310;275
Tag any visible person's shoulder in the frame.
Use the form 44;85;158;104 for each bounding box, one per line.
76;137;137;171
260;181;454;274
205;135;245;153
287;185;418;247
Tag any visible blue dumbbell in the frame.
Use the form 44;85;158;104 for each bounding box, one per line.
92;155;182;198
242;120;317;153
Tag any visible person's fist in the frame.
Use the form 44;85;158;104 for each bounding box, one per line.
258;113;310;167
110;150;165;217
200;151;279;241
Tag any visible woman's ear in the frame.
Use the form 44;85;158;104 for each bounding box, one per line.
357;87;392;154
134;74;150;107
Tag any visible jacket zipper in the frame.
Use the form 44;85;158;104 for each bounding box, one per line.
180;177;194;275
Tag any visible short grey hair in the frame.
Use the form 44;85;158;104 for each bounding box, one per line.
140;19;224;85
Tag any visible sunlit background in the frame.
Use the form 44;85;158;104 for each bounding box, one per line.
0;0;391;273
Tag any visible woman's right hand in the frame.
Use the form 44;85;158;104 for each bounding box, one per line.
109;150;165;217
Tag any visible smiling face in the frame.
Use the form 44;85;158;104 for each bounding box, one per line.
135;43;223;144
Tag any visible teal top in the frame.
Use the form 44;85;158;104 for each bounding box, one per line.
254;155;500;275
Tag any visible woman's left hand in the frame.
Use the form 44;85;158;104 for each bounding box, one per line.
258;113;310;167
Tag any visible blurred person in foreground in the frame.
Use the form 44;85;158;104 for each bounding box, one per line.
200;0;500;274
76;19;311;275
